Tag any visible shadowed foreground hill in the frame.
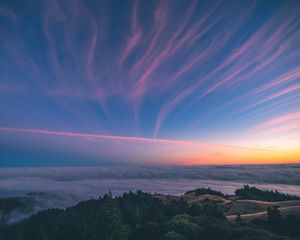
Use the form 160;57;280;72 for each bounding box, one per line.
1;188;300;240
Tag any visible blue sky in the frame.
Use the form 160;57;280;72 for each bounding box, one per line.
0;0;300;166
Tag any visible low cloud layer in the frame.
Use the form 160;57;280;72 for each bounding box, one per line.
0;165;299;224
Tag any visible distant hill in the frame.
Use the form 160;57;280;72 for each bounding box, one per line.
235;185;300;202
185;187;225;197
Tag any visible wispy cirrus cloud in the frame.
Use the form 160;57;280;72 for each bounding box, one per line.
119;0;142;65
1;0;300;165
257;111;300;129
0;126;265;151
252;111;300;136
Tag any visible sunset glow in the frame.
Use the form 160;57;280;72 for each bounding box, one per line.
0;0;299;166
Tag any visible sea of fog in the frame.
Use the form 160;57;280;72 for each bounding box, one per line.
1;164;300;200
0;165;300;224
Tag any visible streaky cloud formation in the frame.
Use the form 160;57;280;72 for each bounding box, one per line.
256;111;300;130
0;127;298;166
0;0;299;166
0;126;268;150
253;117;300;137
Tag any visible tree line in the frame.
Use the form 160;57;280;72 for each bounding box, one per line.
1;189;299;240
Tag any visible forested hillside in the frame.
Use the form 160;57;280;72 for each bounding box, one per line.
1;190;299;240
235;185;300;201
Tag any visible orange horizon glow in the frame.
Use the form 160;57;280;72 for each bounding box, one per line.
1;127;299;165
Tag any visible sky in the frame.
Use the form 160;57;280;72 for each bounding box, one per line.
0;0;299;166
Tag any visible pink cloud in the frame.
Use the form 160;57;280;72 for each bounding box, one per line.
262;122;300;135
0;127;267;152
119;0;142;64
153;4;262;136
200;14;297;97
250;110;300;137
257;111;300;129
129;0;220;100
249;83;300;109
130;0;169;75
251;67;300;95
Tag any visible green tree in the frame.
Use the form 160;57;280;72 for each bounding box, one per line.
164;231;187;240
267;206;281;223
